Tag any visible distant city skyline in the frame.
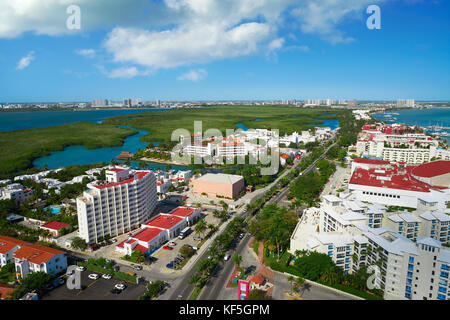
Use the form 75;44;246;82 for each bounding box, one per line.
0;0;449;102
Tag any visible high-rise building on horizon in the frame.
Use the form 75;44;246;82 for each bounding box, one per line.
397;99;415;108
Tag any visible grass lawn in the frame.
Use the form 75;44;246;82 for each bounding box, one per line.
188;286;203;300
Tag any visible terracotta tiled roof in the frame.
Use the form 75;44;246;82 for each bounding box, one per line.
13;244;64;265
0;236;28;254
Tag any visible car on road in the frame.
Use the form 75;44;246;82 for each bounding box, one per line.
102;274;113;280
54;277;65;287
163;245;173;250
133;265;143;271
44;283;55;291
76;266;86;272
115;283;126;291
166;263;175;269
190;245;198;251
89;244;99;251
88;273;100;280
110;288;121;294
224;254;231;261
238;233;245;239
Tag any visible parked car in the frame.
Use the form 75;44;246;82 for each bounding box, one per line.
89;244;99;251
168;241;177;246
76;266;86;272
166;263;175;269
115;283;126;291
88;273;100;280
102;274;112;280
193;236;202;241
190;246;199;251
224;254;231;261
133;265;143;271
238;233;245;239
111;239;117;243
163;245;173;250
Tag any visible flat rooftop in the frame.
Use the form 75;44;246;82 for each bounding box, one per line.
194;173;244;185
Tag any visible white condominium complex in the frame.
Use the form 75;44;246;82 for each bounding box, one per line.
76;167;157;244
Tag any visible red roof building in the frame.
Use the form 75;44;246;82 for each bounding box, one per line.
14;244;64;265
132;228;163;242
0;236;28;255
41;221;70;231
0;284;14;300
411;161;450;178
145;214;184;230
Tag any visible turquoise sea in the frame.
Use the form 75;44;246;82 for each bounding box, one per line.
372;108;450;145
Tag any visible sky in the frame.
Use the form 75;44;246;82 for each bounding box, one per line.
0;0;449;102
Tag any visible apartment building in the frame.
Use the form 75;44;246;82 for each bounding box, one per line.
216;142;246;158
415;211;450;243
14;243;67;279
0;184;33;205
76;167;157;244
383;213;420;242
364;230;450;300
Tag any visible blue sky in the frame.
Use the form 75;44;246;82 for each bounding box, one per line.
0;0;449;102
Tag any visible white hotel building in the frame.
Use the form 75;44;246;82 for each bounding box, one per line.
76;167;157;244
348;159;450;210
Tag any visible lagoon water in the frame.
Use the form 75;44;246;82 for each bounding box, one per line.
0;108;168;132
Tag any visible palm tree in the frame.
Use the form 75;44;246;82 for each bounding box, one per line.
287;275;295;294
189;274;200;286
195;219;207;238
295;277;306;292
232;254;242;270
321;267;339;286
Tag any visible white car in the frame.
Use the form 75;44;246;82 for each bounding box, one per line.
76;266;86;272
102;274;112;280
88;273;99;280
115;283;126;291
168;241;176;246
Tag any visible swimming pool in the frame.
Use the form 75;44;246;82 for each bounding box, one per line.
46;206;61;215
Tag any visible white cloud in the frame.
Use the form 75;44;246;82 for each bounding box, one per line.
76;49;96;58
108;66;140;78
16;51;35;70
269;38;285;51
290;0;385;44
1;0;389;72
177;69;207;81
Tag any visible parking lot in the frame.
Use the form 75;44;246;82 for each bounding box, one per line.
41;270;148;300
151;209;223;272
